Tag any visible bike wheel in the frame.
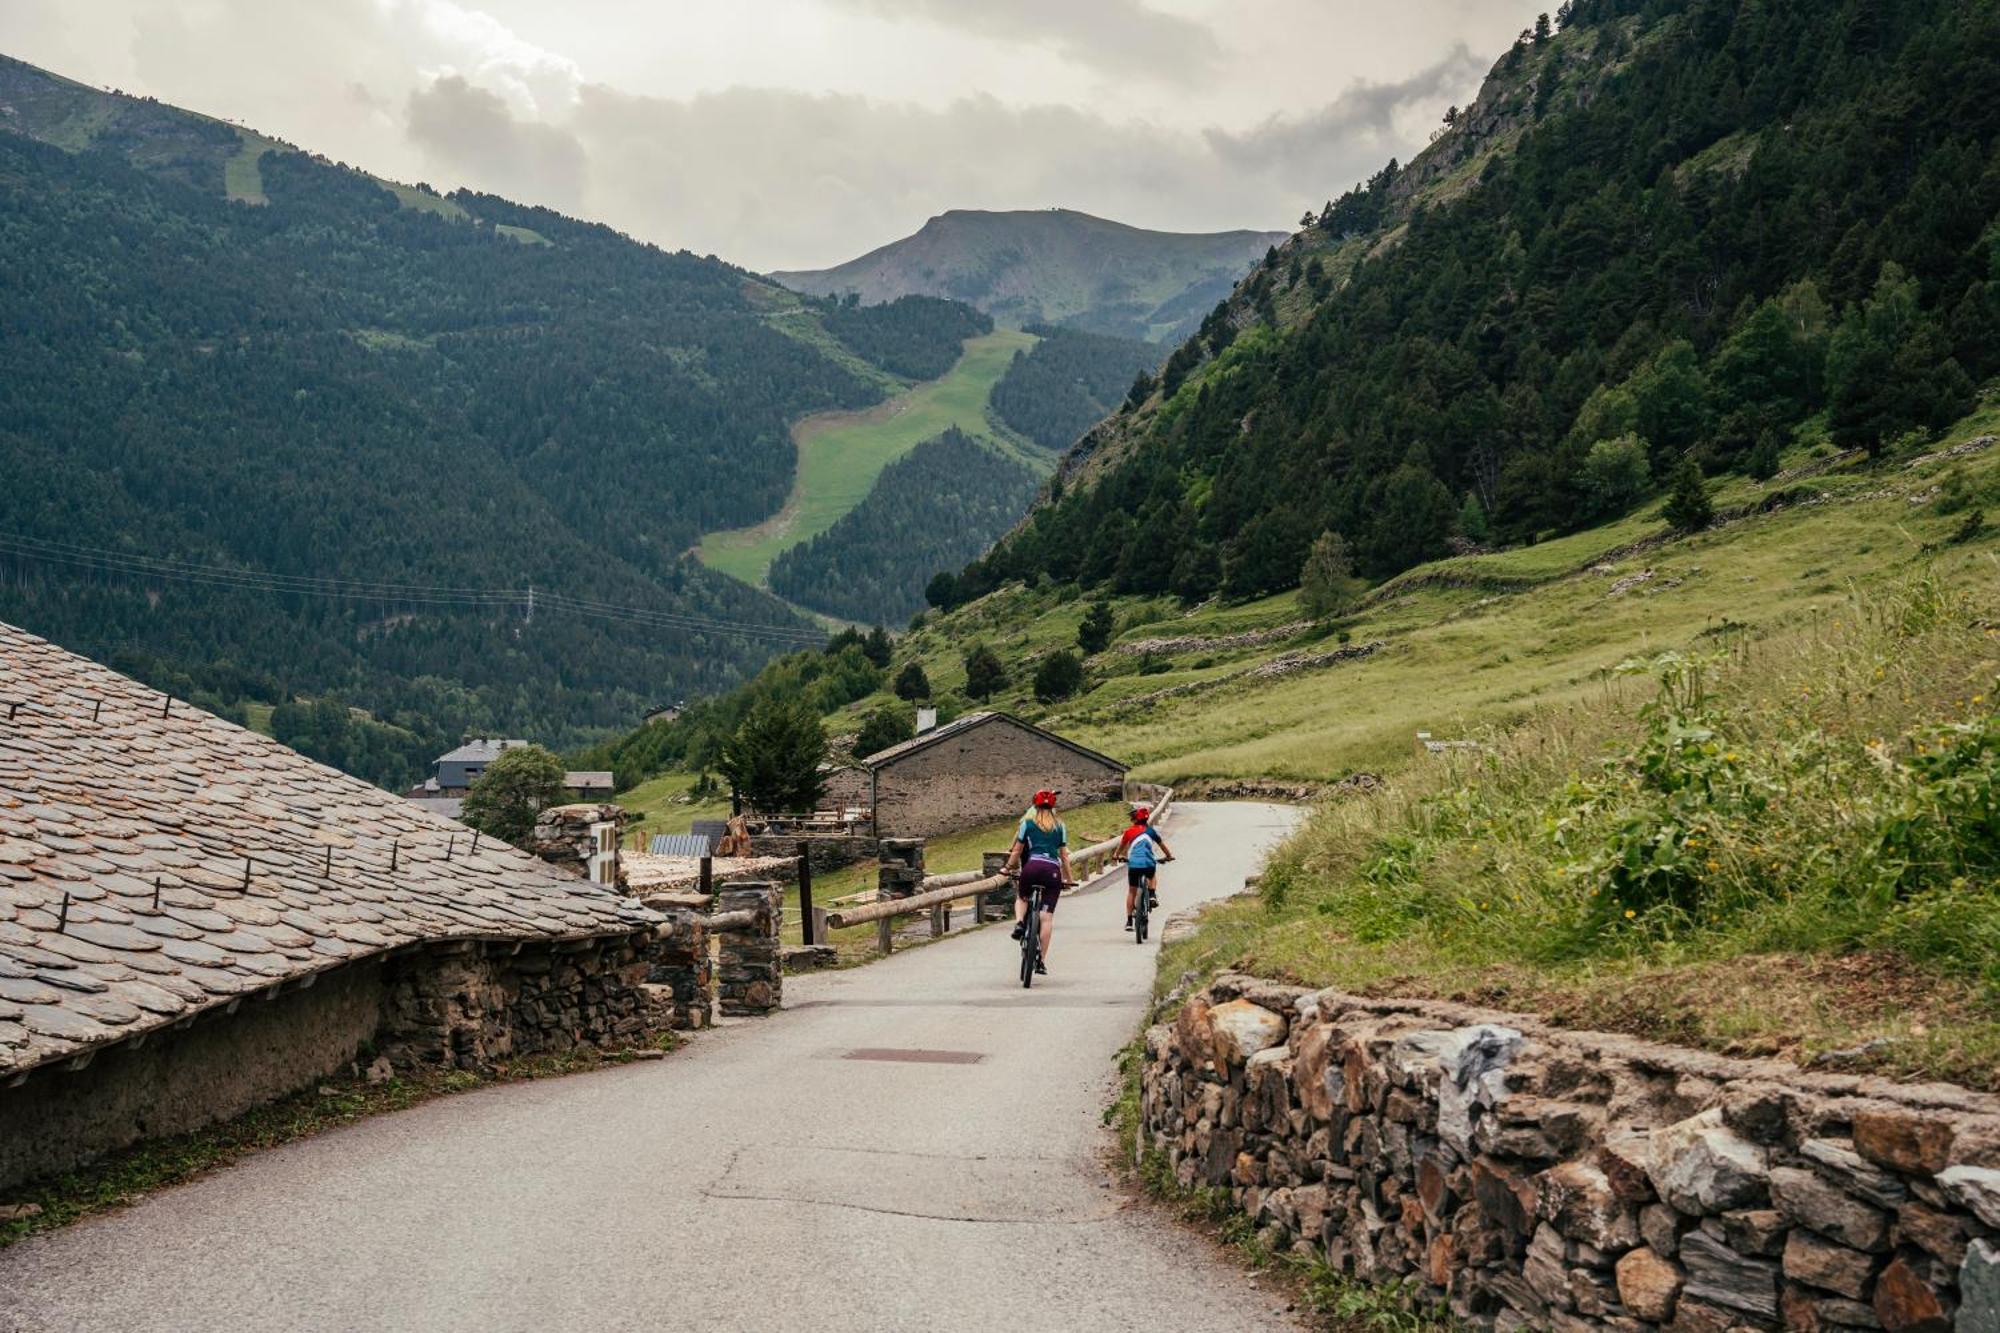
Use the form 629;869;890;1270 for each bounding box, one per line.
1135;898;1148;944
1020;911;1038;988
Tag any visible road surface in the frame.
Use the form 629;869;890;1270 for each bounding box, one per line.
0;802;1303;1333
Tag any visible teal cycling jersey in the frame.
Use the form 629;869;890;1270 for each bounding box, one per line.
1015;815;1067;861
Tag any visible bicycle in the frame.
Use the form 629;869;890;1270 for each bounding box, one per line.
1131;869;1151;944
1019;881;1043;988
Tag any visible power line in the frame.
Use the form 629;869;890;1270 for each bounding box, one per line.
0;529;828;647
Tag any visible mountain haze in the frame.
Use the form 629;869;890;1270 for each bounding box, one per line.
771;209;1288;343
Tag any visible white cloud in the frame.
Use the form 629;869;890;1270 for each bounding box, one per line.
823;0;1220;80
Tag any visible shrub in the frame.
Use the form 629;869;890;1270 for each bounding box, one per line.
460;746;566;849
1034;650;1087;703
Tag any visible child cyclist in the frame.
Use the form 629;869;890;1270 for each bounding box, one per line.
1120;805;1174;931
1003;789;1074;975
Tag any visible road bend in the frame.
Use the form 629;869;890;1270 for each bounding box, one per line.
0;802;1304;1333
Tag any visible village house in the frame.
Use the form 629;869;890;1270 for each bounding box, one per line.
409;740;615;813
0;623;665;1192
858;711;1126;840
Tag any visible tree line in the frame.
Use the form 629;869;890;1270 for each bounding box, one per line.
988;326;1165;451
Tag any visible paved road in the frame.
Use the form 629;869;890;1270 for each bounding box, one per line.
0;802;1303;1333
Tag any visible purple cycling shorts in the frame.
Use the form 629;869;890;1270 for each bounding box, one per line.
1017;855;1063;911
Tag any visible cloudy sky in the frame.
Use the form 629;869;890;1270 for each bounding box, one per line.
2;1;1538;272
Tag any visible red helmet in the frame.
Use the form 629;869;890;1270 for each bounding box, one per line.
1032;788;1058;809
1132;805;1151;823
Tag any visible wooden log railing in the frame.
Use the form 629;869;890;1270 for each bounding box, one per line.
820;790;1174;952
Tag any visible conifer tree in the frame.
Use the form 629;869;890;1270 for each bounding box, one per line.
1662;459;1714;534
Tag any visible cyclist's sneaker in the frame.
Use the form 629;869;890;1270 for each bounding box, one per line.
1149;891;1159;908
1124;914;1134;931
1034;959;1047;975
1010;921;1026;941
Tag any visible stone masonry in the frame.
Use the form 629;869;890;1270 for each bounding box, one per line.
865;712;1125;840
1141;974;2000;1332
715;882;782;1017
643;907;712;1030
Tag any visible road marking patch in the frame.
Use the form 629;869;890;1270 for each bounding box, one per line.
841;1048;985;1064
705;1144;1121;1223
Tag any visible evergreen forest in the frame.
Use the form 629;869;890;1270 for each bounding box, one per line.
988;327;1165;451
944;0;2000;605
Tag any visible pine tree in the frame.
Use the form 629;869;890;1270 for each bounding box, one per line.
893;661;931;701
861;626;893;669
963;643;1009;701
1662;458;1714;533
1076;601;1115;654
719;697;828;814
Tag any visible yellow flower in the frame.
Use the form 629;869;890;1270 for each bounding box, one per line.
1706;859;1720;871
1623;909;1637;919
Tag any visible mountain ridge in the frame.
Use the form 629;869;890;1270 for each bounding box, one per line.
770;207;1288;343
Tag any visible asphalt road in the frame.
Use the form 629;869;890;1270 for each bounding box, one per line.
0;801;1304;1333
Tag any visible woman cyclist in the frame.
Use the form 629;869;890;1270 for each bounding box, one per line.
1120;805;1174;930
1003;789;1073;975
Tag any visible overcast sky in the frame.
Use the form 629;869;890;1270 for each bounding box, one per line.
2;1;1539;272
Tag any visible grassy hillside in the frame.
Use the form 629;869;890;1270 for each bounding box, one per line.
771;209;1287;343
695;328;1040;589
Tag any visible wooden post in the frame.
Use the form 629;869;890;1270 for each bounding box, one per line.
877;914;892;956
810;906;830;945
698;854;713;900
797;840;815;945
928;903;944;938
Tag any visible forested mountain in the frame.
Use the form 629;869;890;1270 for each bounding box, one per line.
771;209;1287;343
941;0;2000;608
767;429;1040;622
0;54;983;780
989;327;1165;451
822;295;994;379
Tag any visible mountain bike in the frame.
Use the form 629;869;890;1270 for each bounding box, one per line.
1131;869;1152;944
1019;881;1043;988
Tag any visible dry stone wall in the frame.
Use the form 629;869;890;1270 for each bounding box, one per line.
377;935;653;1069
1140;974;2000;1332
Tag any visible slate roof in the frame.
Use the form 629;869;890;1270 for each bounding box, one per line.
437;739;528;764
859;711;1127;773
564;771;614;792
0;623;657;1081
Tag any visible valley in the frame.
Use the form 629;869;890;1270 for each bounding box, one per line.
693;327;1043;592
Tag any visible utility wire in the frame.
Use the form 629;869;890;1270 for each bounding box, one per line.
0;529;827;646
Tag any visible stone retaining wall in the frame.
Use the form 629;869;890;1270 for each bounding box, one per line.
377;934;653;1069
715;883;782;1017
745;833;876;872
1140;974;2000;1332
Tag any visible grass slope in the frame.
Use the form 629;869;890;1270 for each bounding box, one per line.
696;328;1039;588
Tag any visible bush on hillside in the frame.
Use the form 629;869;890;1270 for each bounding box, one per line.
1033;650;1086;704
853;706;914;761
964;643;1009;701
893;661;932;701
1662;459;1713;533
719;697;828;814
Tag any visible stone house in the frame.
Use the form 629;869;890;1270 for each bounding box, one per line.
0;622;665;1192
858;711;1127;839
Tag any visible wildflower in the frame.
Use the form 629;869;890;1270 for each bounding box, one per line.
1706;859;1720;871
1623;908;1637;919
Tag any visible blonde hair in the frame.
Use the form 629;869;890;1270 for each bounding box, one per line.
1028;806;1059;834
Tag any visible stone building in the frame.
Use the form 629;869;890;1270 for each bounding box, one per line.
859;711;1126;839
0;622;664;1192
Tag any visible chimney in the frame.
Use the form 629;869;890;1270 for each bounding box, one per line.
916;707;938;734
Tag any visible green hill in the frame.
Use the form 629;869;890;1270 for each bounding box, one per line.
770;209;1287;343
0;53;977;777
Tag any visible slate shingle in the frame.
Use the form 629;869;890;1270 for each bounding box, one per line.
0;620;658;1079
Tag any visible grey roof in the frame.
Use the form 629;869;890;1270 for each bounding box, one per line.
860;711;1127;773
564;771;614;791
409;797;465;820
436;739;529;764
0;623;657;1080
648;833;712;857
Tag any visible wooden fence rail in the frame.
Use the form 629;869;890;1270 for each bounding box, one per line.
820;790;1174;950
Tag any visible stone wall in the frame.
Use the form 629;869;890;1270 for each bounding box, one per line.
0;932;663;1192
745;833;876;872
644;908;712;1030
1140;974;2000;1332
870;718;1124;839
714;883;782;1017
376;934;653;1069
